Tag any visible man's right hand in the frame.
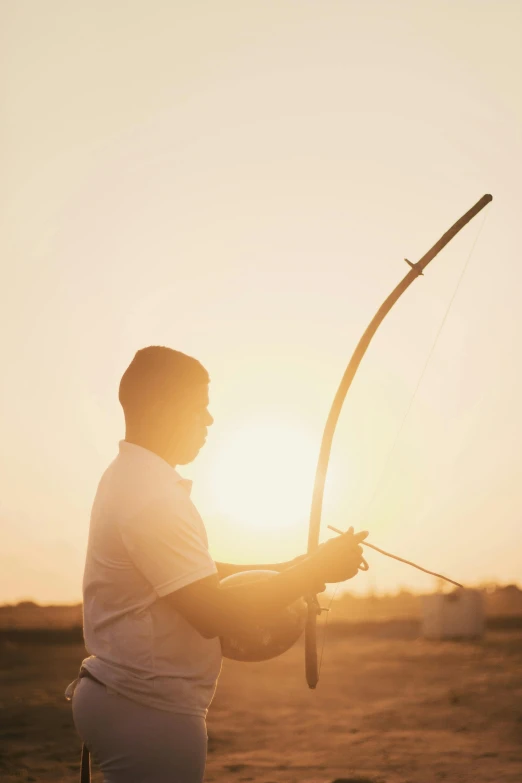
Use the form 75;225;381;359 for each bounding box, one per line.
310;527;369;583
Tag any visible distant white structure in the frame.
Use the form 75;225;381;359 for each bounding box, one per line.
421;589;484;640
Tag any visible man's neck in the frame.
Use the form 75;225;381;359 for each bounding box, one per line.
124;431;178;468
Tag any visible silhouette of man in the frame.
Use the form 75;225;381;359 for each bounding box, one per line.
71;346;367;782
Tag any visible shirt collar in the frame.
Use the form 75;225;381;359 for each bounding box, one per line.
118;440;193;495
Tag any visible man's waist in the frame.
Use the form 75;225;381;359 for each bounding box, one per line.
82;654;221;683
79;666;104;686
80;656;219;715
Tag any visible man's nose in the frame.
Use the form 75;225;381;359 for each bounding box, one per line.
205;411;214;426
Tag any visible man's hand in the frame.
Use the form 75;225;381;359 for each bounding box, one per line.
309;527;368;583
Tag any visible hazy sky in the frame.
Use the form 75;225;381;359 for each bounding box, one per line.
1;1;521;603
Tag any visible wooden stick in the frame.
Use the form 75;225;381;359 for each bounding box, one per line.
327;525;463;589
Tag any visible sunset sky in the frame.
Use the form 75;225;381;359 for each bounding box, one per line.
1;1;521;604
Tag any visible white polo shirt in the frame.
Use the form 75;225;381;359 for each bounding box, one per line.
81;440;222;716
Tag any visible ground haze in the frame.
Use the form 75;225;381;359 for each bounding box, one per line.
1;626;521;782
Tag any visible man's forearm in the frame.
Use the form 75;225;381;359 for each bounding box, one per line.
215;559;302;579
170;557;326;640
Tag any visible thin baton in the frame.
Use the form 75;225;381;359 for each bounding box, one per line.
327;525;463;589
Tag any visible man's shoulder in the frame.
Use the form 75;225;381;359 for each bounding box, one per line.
92;453;174;518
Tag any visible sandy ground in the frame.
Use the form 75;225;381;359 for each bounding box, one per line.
1;627;521;783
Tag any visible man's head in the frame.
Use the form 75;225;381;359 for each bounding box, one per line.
119;346;213;465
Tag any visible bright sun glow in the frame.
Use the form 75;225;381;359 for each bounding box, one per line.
208;419;321;533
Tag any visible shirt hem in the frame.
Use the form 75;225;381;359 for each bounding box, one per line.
80;662;210;716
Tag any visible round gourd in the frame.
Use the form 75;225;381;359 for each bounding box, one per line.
219;569;307;662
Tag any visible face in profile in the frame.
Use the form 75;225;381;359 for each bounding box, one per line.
168;382;214;465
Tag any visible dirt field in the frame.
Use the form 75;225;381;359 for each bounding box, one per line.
1;627;521;783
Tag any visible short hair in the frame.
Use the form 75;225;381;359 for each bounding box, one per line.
119;346;209;421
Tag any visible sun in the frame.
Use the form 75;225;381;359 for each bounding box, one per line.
208;418;320;533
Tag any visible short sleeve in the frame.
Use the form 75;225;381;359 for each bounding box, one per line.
119;491;218;597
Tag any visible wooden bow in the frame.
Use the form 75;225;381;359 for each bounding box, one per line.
305;194;493;689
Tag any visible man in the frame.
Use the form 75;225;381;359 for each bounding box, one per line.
72;346;368;783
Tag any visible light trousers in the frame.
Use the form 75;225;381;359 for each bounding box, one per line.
72;677;207;783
